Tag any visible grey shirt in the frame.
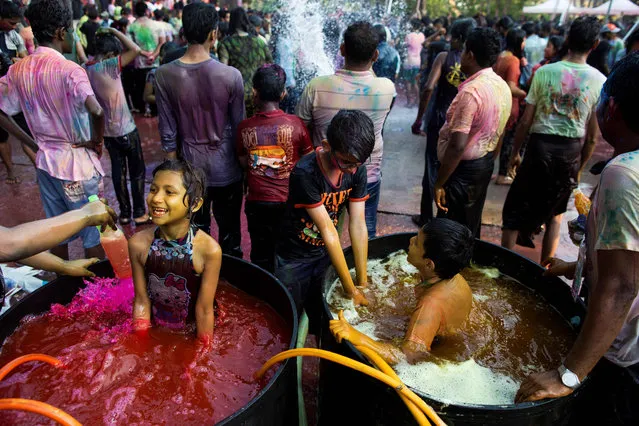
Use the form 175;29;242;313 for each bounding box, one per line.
155;58;246;187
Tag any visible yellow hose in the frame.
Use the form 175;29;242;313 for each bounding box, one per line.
0;398;82;426
255;348;445;426
0;354;62;382
0;355;81;425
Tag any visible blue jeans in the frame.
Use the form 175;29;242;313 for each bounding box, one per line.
36;168;101;248
365;179;381;238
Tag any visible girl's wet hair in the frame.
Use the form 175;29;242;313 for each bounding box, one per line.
152;159;206;219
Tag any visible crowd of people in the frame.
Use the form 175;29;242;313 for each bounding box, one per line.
0;0;638;423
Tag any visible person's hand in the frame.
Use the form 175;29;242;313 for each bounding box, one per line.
350;287;369;306
411;120;425;136
81;198;117;231
515;370;573;403
521;57;528;67
434;184;447;212
73;138;104;158
59;258;100;277
509;153;522;175
542;257;577;280
330;310;364;345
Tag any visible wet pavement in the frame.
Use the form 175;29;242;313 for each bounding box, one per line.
1;96;612;264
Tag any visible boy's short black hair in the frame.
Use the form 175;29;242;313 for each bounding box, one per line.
134;1;147;18
253;64;286;102
182;2;218;45
326;110;375;164
604;52;639;133
626;29;639;52
25;0;72;44
465;27;501;68
87;5;98;20
343;21;379;65
122;6;131;15
152;159;206;217
450;18;476;44
95;32;123;56
421;218;474;279
0;0;21;20
567;16;600;53
373;24;386;43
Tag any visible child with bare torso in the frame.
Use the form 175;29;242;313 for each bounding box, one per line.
330;218;474;364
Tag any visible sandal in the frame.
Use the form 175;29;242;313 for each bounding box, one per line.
5;175;21;184
134;217;153;226
119;216;132;225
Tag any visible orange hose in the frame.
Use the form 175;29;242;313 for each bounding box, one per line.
255;348;445;426
0;398;81;426
0;354;62;382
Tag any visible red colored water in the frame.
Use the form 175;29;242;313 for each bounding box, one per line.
0;277;290;425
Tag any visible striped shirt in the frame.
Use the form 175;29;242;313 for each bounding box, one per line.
296;69;396;183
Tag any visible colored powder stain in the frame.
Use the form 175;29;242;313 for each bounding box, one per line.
0;277;290;425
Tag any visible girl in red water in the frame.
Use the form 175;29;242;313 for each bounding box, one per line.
128;159;222;346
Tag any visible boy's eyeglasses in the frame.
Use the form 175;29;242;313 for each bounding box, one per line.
331;151;370;171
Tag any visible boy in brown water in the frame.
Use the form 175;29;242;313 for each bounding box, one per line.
330;218;474;364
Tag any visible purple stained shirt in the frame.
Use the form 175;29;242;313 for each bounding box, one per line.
155;58;245;187
84;56;137;138
0;47;103;182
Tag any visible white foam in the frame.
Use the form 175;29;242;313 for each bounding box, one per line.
394;358;520;406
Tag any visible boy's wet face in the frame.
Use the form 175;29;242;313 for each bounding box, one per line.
407;230;427;268
147;171;191;226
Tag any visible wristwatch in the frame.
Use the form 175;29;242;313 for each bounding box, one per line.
558;365;581;389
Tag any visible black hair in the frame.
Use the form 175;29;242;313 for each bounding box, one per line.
465;27;501;68
450;17;476;44
410;18;422;31
421;218;474;279
343;21;379;65
625;29;639;53
152;159;206;218
496;16;514;32
229;6;253;35
548;35;564;53
373;24;386;43
95;32;123;56
87;5;98;20
153;8;164;21
522;22;536;37
433;18;444;27
159;41;180;64
25;0;72;45
249;14;262;28
326;110;375;164
182;2;218;45
604;52;639;133
134;1;147;18
567;16;600;54
0;0;21;20
506;28;526;59
541;21;552;36
122;6;131;15
253;64;286;102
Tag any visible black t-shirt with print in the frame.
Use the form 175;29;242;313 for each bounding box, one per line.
277;151;369;260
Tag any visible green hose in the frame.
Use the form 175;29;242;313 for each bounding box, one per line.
296;310;309;426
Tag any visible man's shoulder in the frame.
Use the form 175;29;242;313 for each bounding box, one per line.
292;152;318;176
371;76;397;94
605;151;639;177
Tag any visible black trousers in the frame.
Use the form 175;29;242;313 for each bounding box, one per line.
194;180;243;258
130;67;152;112
437;153;494;238
104;129;146;219
245;200;285;273
419;123;441;224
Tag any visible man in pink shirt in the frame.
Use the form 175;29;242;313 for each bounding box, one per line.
0;0;106;260
434;27;511;237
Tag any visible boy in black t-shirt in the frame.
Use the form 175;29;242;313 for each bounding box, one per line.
275;110;374;321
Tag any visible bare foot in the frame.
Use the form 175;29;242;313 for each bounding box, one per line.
5;174;21;184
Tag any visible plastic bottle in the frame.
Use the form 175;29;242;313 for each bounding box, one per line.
568;189;591;246
573;189;592;216
88;195;132;279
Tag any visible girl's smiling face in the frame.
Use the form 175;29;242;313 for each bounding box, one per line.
147;170;192;226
